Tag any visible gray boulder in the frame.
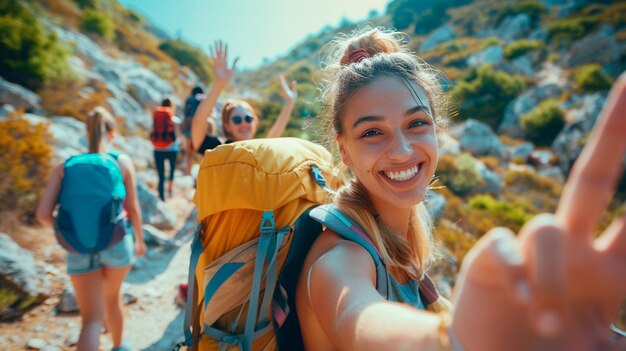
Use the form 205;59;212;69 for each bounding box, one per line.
0;77;41;112
496;14;531;43
0;104;15;118
552;93;606;174
509;142;535;162
450;119;505;158
424;190;446;221
0;233;51;321
137;182;177;230
564;25;620;68
419;25;456;52
467;45;504;67
500;83;564;138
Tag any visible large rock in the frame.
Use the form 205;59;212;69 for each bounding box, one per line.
552;92;606;174
137;182;177;230
0;233;51;321
52;26;177;130
419;25;456;52
564;25;620;68
467;45;503;67
424;190;446;221
0;77;41;112
113;136;154;170
499;83;564;138
450;119;504;158
496;14;531;43
475;161;503;197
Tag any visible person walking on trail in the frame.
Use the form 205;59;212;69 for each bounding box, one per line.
36;107;146;351
294;26;626;351
150;97;182;201
190;40;298;155
181;86;205;175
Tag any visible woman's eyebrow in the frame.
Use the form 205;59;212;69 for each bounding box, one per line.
352;115;383;128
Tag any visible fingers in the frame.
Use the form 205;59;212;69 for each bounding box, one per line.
519;214;566;337
461;227;530;303
594;212;626;289
557;73;626;236
486;227;531;303
231;56;239;71
279;73;289;90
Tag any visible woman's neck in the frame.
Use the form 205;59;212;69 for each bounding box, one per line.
372;201;411;237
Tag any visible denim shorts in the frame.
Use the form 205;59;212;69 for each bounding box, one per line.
66;234;135;275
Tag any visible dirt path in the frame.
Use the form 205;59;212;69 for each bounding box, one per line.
0;177;196;351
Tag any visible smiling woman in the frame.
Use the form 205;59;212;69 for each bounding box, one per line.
292;25;626;351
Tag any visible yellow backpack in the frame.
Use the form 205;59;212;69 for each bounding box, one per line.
179;138;342;351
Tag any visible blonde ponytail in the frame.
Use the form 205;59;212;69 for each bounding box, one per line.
87;107;116;153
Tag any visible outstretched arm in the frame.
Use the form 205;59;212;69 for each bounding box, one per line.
266;73;297;138
191;40;239;150
302;235;442;351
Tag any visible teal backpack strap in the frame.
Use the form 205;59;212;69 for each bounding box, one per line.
182;224;204;347
309;204;389;299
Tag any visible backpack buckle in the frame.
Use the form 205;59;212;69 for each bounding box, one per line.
260;211;275;235
311;165;326;187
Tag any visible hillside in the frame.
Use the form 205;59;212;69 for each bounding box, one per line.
1;0;625;349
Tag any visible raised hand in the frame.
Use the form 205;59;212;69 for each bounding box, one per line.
279;73;298;104
452;73;626;351
209;40;238;86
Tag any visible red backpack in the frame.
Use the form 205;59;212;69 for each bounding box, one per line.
150;106;176;148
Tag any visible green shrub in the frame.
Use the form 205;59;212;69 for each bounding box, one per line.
435;222;477;263
503;170;561;212
73;0;100;9
0;0;73;90
504;39;545;59
449;64;526;129
0;114;53;225
158;39;212;83
436;153;482;197
81;8;114;40
574;64;614;92
465;194;535;234
548;16;599;42
521;99;565;146
495;1;547;26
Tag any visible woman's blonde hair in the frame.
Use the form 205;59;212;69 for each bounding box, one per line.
86;107;116;154
317;25;451;284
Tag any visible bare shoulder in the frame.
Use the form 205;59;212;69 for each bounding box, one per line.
114;152;134;177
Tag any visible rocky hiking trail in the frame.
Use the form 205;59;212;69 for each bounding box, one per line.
0;173;198;351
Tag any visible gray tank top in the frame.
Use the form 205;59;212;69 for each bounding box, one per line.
387;276;426;310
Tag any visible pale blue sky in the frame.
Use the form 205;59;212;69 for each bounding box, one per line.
119;0;391;70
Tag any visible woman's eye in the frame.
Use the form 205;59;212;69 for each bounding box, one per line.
361;129;381;138
409;119;428;128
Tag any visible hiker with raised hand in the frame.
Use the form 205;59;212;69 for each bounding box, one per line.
190;40;298;154
294;26;626;351
36;107;146;351
151;97;182;201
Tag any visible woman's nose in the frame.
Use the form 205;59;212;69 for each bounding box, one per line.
387;132;412;161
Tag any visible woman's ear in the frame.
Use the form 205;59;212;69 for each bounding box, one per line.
337;136;352;167
107;129;116;141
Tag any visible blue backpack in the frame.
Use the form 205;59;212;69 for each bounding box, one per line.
54;151;127;255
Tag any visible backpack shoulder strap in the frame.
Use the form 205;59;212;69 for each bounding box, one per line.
309;204;389;298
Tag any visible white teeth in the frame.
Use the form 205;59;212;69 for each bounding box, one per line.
384;165;419;181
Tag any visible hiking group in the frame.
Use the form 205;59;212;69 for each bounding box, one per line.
36;26;626;351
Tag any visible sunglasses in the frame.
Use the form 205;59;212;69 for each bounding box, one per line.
231;115;254;125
